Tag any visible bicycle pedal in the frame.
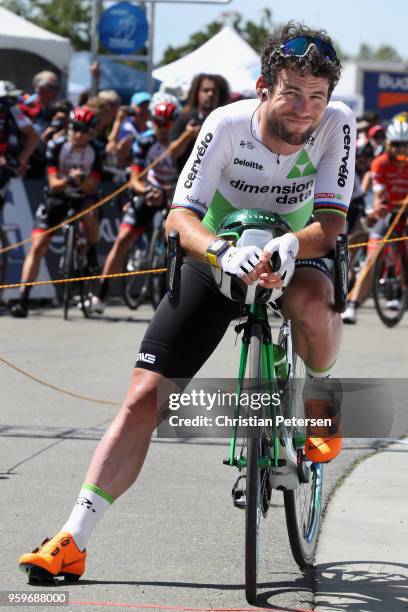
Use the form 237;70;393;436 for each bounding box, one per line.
297;449;311;483
231;475;246;509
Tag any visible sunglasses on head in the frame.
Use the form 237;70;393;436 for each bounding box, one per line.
280;36;337;61
70;121;91;133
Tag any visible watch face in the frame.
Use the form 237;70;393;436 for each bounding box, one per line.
211;240;226;252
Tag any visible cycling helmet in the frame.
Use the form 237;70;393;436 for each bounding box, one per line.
149;92;182;113
150;101;180;125
385;118;408;142
211;208;294;305
69;106;99;132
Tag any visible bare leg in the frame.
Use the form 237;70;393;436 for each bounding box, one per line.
20;233;52;284
101;225;136;276
85;369;177;499
281;268;341;371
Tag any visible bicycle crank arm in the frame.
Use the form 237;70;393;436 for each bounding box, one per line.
268;441;300;490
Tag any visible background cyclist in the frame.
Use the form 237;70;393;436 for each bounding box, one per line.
90;99;180;314
11;107;103;318
342;116;408;324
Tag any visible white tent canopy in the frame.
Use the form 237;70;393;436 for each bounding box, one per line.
153;27;261;96
0;8;72;76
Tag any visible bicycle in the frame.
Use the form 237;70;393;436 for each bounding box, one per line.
372;211;408;327
59;194;98;320
166;228;348;604
0;207;9;302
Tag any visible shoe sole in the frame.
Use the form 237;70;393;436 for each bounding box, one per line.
20;563;81;584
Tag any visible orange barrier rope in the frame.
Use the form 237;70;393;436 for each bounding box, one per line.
0;267;166;291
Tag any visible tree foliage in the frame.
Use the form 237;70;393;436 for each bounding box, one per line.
357;43;402;62
0;0;93;50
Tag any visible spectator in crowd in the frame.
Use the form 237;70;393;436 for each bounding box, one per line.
0;80;39;203
169;73;230;172
10;107;103;318
106;91;151;167
98;90;121;130
40;100;73;145
19;71;61;178
367;124;386;157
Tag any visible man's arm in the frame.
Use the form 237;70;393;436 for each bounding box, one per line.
165;208;217;262
295;212;346;258
18;124;40;169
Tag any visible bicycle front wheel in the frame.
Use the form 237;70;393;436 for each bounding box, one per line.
122;244;150;310
282;326;323;568
245;322;265;605
373;243;408;327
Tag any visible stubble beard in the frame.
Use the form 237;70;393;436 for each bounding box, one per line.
266;108;317;146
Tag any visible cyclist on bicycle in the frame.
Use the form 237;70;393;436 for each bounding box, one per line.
0;80;39;207
11;107;103;318
90;99;180;314
19;22;355;581
342;116;408;323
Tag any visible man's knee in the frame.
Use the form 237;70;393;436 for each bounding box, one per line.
284;277;335;336
122;369;174;427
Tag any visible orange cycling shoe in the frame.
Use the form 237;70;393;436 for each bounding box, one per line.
303;380;343;463
19;532;86;582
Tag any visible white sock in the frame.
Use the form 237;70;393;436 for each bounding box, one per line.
61;484;114;551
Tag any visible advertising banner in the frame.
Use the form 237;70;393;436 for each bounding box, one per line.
363;70;408;119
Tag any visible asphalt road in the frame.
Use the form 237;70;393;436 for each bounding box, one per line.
0;297;407;612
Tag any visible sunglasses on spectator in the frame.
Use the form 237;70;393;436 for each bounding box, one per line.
70;122;91;133
280;36;337;61
390;142;408;148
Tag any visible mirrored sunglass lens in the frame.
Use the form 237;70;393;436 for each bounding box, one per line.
314;39;336;59
282;37;336;60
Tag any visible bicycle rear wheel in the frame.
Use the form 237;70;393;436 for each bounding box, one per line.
245;322;267;605
282;325;323;568
373;243;408;327
62;225;75;320
0;226;9;302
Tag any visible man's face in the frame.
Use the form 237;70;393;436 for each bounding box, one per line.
197;79;219;113
389;142;408;160
132;101;150;124
264;68;329;146
69;126;93;148
152;119;173;142
38;79;60;105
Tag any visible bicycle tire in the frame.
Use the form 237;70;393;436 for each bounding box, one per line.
122;244;150;310
373;243;408;328
0;227;9;302
348;231;367;292
245;322;263;605
148;227;167;310
62;225;75;320
283;328;323;569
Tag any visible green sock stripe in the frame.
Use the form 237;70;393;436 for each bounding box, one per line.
82;483;114;504
305;360;336;375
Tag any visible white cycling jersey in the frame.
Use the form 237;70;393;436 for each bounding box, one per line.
172;98;356;232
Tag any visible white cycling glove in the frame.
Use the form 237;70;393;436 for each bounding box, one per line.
218;245;263;278
263;233;299;280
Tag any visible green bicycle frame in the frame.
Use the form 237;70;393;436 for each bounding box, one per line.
227;303;289;469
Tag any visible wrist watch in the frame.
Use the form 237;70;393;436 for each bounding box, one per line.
205;239;231;267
